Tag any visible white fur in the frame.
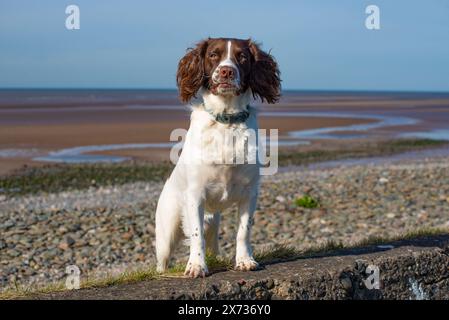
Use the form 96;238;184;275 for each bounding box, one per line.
155;87;260;277
220;41;234;66
211;41;241;91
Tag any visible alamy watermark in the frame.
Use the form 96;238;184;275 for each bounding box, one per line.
65;5;80;30
362;264;380;289
168;128;279;176
64;5;379;31
65;265;81;290
365;5;381;30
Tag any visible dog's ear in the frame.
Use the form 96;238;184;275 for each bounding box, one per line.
176;39;209;103
248;40;281;104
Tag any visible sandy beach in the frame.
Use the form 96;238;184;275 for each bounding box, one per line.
1;90;449;175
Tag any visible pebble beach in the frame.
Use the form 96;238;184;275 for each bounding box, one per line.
1;156;448;291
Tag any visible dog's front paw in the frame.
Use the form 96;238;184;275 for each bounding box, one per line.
156;264;166;274
235;257;259;271
184;260;209;278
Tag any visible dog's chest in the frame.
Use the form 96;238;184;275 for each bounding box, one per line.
183;108;260;212
203;164;258;212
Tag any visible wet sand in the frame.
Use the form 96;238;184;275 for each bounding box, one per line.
1;90;449;175
0;115;372;174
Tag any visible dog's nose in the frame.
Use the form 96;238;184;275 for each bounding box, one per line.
219;66;235;80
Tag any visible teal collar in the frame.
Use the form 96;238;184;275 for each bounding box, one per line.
204;105;251;124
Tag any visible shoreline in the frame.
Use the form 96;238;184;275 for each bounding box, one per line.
1;138;447;195
2;91;449;174
0;114;376;175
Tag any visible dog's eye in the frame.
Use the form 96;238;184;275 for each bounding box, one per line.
239;53;247;62
209;52;218;59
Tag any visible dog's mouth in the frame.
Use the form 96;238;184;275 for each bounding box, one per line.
210;82;239;95
218;83;237;89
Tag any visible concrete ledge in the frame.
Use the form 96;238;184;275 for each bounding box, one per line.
33;235;449;300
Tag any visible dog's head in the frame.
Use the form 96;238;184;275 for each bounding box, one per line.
176;38;281;104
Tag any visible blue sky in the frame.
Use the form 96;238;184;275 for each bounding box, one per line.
1;0;448;91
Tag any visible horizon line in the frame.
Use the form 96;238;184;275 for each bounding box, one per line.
1;87;449;94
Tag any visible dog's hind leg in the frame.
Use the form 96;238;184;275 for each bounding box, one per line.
155;185;182;273
204;213;221;256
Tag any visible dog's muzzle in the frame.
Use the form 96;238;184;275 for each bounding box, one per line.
212;65;241;91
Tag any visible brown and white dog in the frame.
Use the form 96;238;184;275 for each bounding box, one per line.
155;38;281;278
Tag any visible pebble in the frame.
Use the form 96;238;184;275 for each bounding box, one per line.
378;177;389;184
275;196;286;203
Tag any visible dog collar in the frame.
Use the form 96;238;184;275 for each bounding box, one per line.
204;105;251;124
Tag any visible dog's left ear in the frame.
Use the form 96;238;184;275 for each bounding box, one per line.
176;39;209;103
248;40;281;104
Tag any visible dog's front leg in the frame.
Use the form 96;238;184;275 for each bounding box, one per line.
184;192;208;278
235;193;259;271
